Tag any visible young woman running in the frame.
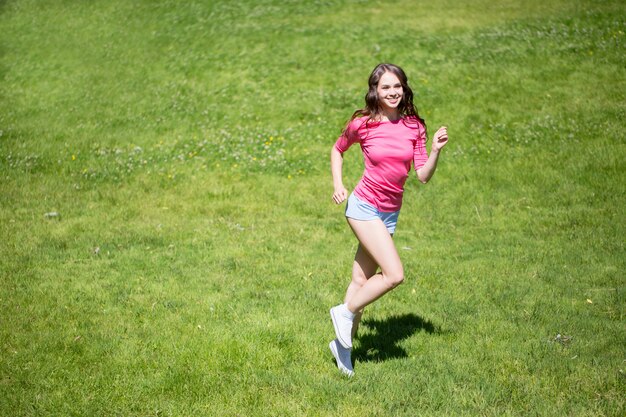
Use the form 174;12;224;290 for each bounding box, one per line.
328;63;449;376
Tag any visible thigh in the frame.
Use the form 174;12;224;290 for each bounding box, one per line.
347;218;403;277
352;243;378;285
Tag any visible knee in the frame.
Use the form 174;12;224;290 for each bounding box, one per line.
383;269;404;288
350;275;368;291
351;270;369;287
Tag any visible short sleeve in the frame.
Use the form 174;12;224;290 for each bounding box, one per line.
413;122;428;170
334;118;364;154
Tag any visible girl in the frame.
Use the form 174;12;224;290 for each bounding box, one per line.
329;63;449;376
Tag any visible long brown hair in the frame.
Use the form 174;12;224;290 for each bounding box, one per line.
350;63;426;132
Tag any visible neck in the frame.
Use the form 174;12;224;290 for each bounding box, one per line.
378;108;401;122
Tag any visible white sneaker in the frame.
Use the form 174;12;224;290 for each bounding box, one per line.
329;339;354;377
330;304;354;349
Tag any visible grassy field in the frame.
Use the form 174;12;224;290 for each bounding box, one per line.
1;0;624;415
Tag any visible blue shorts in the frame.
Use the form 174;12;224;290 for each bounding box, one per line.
345;193;400;234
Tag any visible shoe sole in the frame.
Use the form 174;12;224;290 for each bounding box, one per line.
330;307;352;349
329;340;354;377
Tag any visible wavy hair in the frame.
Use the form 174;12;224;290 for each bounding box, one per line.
350;63;426;134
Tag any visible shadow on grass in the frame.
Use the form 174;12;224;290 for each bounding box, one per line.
352;313;439;363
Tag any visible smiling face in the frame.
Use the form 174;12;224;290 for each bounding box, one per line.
376;71;403;114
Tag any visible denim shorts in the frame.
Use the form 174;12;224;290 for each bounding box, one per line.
345;193;400;234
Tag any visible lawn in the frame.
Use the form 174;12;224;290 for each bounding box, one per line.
1;0;624;415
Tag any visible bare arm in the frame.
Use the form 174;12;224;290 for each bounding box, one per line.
331;146;348;204
416;126;448;184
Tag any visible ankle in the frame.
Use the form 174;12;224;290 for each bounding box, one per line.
342;303;356;318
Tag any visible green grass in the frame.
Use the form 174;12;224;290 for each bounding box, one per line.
1;0;625;415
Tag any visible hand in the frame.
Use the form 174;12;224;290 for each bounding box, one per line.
332;186;348;204
431;126;449;152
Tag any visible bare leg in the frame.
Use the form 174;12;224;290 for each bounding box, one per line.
344;243;378;338
345;218;404;313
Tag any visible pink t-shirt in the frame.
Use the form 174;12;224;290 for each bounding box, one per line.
334;116;428;212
